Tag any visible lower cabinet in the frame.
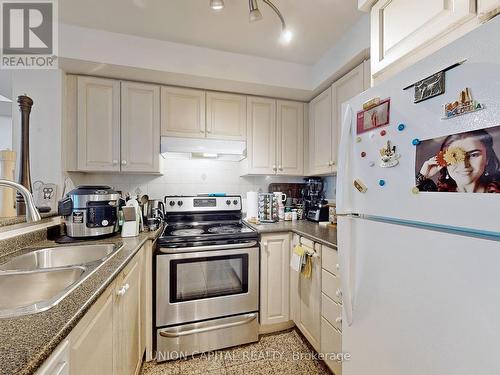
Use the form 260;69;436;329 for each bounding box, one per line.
39;241;151;375
70;283;115;375
260;233;290;327
114;254;142;375
294;240;321;352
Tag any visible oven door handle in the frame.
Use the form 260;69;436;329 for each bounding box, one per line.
158;313;258;338
158;240;258;253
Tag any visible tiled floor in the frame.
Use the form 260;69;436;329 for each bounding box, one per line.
141;328;332;375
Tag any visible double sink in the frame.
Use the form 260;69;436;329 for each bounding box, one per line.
0;243;123;318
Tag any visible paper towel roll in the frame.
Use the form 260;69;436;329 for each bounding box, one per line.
246;191;258;220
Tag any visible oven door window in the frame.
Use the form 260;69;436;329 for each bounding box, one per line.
170;254;248;303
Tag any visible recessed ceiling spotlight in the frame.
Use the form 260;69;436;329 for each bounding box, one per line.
209;0;224;11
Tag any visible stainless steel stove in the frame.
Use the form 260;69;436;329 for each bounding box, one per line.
155;195;259;361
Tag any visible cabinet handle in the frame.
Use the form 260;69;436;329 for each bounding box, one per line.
117;283;130;296
121;160;127;166
335;288;342;298
332;161;336;165
278;165;283;171
206;129;211;133
328;160;333;166
112;159;118;165
200;130;205;133
336;263;340;271
272;165;277;172
335;316;342;324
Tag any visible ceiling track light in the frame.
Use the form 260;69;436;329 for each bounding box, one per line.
210;0;292;44
209;0;224;11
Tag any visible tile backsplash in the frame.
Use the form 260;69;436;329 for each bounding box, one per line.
68;158;336;202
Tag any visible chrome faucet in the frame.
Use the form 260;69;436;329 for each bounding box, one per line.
0;179;41;222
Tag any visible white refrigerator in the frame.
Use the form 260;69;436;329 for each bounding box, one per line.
336;16;500;375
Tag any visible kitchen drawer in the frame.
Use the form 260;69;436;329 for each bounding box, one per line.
321;317;342;375
36;339;69;375
299;237;315;249
322;269;342;304
322;293;342;332
322;245;339;276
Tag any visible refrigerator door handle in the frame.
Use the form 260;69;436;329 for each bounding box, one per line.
336;104;353;215
338;215;354;326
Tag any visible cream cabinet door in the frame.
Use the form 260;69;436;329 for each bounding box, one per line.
70;283;115;375
331;62;367;171
206;92;246;140
115;256;142;375
160;86;206;138
121;82;160;173
277;100;304;176
297;243;322;352
478;0;500;17
309;87;333;175
77;76;120;171
260;233;290;326
371;0;476;77
246;97;277;175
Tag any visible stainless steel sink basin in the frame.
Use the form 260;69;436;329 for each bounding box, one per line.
0;267;86;318
0;243;121;271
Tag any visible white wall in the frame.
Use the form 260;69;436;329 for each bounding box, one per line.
11;69;64;194
0;116;12;150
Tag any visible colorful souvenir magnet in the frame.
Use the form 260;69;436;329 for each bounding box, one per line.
412;138;420;146
442;88;485;119
378;179;385;186
356;98;391;134
353;179;367;193
362;97;380;111
356;136;362;143
361;152;367;158
397;124;405;131
380;130;387;136
411;187;420;194
413;71;445;103
368;161;375;167
379;141;400;168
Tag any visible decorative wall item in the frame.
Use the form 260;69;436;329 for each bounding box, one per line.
413;71;445;103
379;141;400;168
415;124;500;193
442;88;485;119
356;99;391;134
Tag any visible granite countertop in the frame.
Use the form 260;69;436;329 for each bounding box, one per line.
0;213;57;228
0;227;162;375
245;220;337;248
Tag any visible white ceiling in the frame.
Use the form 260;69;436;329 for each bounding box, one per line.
59;0;363;65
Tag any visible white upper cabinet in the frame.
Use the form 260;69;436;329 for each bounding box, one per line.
277;100;304;176
121;82;160;173
371;0;477;79
309;87;333;175
478;0;500;17
331;62;366;160
161;86;206;138
308;62;367;176
245;97;277;175
206;92;246;140
77;76;121;172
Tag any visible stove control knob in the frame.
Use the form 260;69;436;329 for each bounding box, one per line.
226;200;231;205
177;201;183;206
169;201;175;207
233;200;238;205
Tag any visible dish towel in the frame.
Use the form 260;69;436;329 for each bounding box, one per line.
290;245;313;279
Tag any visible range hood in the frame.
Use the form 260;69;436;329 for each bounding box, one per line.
160;137;246;161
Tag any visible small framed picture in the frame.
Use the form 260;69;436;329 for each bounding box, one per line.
356;99;390;134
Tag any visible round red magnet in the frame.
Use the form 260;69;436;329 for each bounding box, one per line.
361;151;366;158
380;130;387;136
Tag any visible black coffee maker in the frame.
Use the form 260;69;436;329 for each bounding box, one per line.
302;177;329;222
